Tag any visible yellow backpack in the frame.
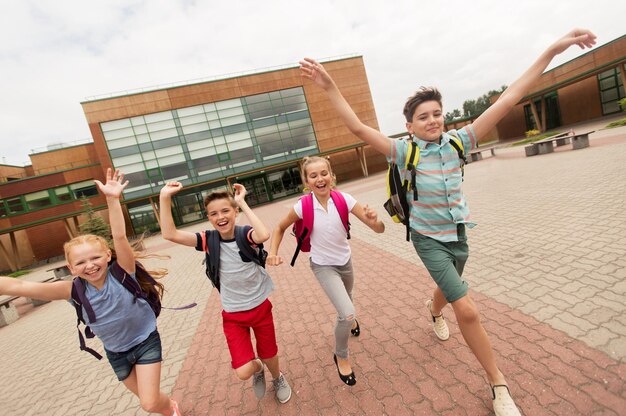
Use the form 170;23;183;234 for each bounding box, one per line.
383;134;466;241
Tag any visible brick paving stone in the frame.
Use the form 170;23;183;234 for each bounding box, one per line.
1;124;625;415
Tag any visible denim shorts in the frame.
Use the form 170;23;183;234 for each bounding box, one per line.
105;330;163;381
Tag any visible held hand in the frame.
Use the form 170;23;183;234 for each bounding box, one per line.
233;183;247;205
550;28;596;56
160;181;183;197
94;168;128;199
299;58;334;90
266;255;284;266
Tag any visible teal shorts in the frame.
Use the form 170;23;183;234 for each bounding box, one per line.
411;225;469;302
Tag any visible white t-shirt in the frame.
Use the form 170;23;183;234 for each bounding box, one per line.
293;191;357;266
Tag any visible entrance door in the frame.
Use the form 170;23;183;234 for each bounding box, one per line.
543;93;562;130
237;175;270;206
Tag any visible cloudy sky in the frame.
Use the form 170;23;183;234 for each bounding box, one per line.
1;0;624;165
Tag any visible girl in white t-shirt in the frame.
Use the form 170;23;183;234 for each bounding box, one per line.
267;156;384;386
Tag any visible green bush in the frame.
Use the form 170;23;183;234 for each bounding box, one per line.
525;129;540;138
1;270;31;278
619;97;626;112
606;118;626;129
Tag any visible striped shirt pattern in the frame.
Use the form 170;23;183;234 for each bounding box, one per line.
388;126;478;242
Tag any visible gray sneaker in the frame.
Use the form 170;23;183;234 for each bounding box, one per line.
251;360;266;399
272;373;292;403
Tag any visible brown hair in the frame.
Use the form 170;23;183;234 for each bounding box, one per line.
403;87;443;122
64;234;167;300
300;156;335;188
203;190;238;209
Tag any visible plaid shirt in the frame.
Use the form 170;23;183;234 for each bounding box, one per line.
388;126;478;242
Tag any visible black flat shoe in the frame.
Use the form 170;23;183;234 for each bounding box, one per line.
351;319;360;337
333;354;356;386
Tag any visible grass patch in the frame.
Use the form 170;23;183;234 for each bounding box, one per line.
511;131;564;146
1;270;31;278
606;118;626;129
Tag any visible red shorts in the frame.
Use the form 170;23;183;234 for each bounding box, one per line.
222;298;278;369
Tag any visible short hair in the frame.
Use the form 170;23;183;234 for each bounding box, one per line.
403;87;443;122
203;190;237;209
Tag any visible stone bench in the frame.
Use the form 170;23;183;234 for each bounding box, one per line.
525;131;594;157
467;145;498;163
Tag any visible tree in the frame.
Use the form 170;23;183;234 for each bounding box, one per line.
448;85;508;119
444;109;462;123
78;197;111;244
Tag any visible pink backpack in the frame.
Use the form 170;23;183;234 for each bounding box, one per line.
290;190;350;266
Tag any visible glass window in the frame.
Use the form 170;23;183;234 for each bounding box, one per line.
55;187;73;202
101;119;131;132
177;105;204;117
144;111;174;123
103;127;135;141
0;202;6;217
598;67;625;115
70;181;98;198
25;190;53;210
216;98;242;110
7;197;25;214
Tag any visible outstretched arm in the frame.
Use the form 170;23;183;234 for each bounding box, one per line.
472;29;596;140
158;182;197;247
351;202;385;233
233;184;270;244
300;58;393;156
94;168;135;274
266;208;300;266
0;277;72;301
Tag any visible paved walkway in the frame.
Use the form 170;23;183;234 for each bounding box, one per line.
0;122;625;415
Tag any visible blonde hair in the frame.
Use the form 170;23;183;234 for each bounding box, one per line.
64;234;167;300
300;156;336;189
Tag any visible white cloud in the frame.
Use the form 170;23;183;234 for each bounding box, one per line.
1;0;624;165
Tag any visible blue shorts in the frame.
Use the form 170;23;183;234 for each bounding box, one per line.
105;330;163;381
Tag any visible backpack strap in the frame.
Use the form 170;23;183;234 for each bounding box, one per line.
109;261;144;305
204;230;221;291
234;226;267;268
405;141;420;201
290;194;314;267
330;190;351;239
70;277;103;360
448;134;467;177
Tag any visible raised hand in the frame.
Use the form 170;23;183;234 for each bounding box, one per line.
94;168;128;199
233;183;247;205
299;58;334;90
550;28;596;55
160;181;183;197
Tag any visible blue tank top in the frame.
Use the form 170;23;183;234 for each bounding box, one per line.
83;269;156;352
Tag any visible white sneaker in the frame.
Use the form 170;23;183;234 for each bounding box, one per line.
492;385;522;416
426;299;449;341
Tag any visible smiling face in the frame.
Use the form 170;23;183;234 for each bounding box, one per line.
406;100;444;143
66;240;112;288
206;197;238;239
303;159;334;199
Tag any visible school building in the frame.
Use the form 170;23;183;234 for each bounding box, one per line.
0;56;387;272
1;34;625;272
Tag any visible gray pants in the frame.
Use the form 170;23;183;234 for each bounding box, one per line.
310;258;355;359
